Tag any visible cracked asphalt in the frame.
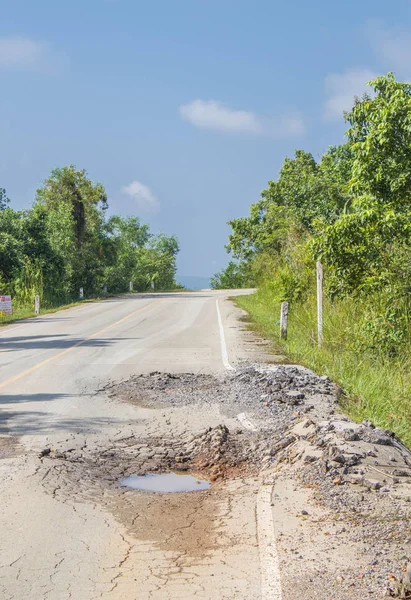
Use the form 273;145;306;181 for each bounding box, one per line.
1;291;409;599
0;290;272;600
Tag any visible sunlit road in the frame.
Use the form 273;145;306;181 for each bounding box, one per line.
0;290;282;600
0;292;241;444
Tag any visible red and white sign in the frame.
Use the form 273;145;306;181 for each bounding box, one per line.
0;295;12;315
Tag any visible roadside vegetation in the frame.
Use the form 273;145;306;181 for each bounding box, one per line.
213;73;411;447
0;167;181;323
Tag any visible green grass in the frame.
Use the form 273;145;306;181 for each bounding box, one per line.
0;286;189;326
236;286;411;448
0;299;94;326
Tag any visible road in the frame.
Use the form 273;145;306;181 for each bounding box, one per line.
0;290;280;600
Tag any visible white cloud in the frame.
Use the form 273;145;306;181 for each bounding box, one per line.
0;37;49;70
121;180;160;213
366;19;411;73
322;21;411;122
323;68;377;121
179;99;304;137
180;99;261;134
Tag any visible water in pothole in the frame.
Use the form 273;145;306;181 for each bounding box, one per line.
120;472;210;493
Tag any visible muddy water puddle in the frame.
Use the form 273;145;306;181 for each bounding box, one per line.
120;472;210;493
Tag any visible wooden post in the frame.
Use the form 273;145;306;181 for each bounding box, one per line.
280;301;288;340
34;295;40;315
316;261;323;346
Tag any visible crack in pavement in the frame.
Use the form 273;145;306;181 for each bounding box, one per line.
2;363;410;599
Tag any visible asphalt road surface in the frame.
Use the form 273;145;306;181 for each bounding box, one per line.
0;291;281;600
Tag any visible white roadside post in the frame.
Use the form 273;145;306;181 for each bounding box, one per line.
316;261;323;346
280;301;288;340
129;281;133;292
103;283;107;296
79;287;84;300
151;280;155;290
34;295;40;315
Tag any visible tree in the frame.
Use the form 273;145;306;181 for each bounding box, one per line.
35;166;108;297
211;261;254;289
0;166;180;305
36;166;107;244
0;205;64;302
138;234;180;291
103;215;151;292
314;74;411;296
0;188;10;211
227;145;352;263
347;73;411;206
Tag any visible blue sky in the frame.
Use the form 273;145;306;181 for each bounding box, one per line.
1;0;411;278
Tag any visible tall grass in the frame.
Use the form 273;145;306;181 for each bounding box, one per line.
236;286;411;448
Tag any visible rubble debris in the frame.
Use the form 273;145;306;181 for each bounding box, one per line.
39;364;410;599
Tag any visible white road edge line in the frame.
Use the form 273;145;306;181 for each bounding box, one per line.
216;296;282;598
216;298;235;371
257;484;283;600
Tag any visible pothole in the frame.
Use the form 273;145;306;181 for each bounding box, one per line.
120;472;211;493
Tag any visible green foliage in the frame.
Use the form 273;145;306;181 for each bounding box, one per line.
226;73;411;349
103;215;150;292
35;166;108;299
226;145;352;264
0;204;64;302
347;74;411;204
0;166;180;309
210;261;254;289
236;286;411;447
224;73;411;446
0;188;10;211
104;223;179;292
313;74;411;297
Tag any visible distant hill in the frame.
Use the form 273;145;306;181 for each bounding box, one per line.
177;275;210;290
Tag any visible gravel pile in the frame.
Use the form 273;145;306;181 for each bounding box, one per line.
40;364;411;598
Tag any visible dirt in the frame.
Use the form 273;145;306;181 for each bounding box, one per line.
34;365;411;599
0;434;21;459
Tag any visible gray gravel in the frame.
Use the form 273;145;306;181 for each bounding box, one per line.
41;363;411;599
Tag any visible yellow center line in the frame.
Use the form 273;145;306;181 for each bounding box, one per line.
0;298;159;392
